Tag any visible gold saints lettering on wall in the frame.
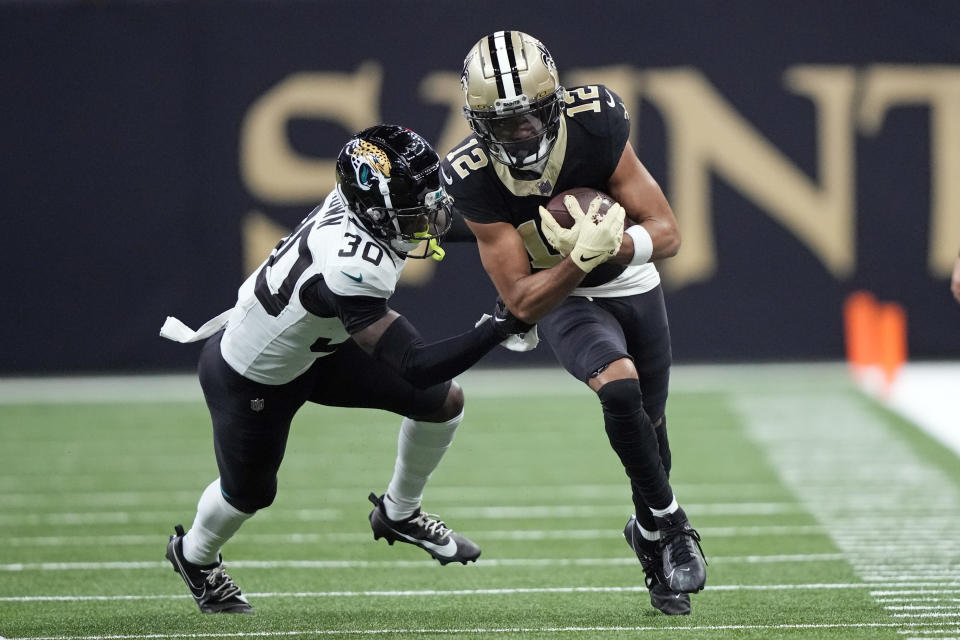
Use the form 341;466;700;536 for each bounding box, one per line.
858;66;960;276
239;63;960;286
238;62;448;284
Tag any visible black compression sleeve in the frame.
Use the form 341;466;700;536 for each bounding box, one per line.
373;315;502;389
300;277;389;334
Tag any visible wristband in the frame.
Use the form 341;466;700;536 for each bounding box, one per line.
625;224;653;265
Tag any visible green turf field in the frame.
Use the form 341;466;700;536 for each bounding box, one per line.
1;365;958;639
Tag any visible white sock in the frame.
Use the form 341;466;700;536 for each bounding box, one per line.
649;496;679;518
384;410;463;521
181;478;253;566
638;522;661;542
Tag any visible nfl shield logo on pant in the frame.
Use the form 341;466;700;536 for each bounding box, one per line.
250;398;265;412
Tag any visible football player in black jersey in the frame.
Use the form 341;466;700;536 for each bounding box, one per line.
441;31;706;615
160;125;533;614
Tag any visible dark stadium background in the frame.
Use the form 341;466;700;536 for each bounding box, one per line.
4;0;959;374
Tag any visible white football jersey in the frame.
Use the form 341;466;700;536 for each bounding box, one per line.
218;190;406;385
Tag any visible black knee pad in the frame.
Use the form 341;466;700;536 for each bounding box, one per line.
597;378;654;467
598;378;645;419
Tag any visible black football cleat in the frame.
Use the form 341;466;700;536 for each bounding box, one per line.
165;524;253;614
623;515;691;615
368;493;481;565
654;507;707;594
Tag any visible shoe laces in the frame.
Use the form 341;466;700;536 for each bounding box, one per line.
201;565;242;599
663;526;706;567
640;558;659;590
411;511;451;539
636;549;658;575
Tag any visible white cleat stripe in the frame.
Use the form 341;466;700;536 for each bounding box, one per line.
394;531;458;557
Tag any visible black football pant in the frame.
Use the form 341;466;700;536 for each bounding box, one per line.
197;331;450;514
538;286;674;526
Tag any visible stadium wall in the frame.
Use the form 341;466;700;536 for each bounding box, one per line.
4;1;960;373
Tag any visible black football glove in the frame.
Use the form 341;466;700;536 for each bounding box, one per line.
492;297;534;338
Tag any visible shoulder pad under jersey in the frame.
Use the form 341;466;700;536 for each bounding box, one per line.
320;216;401;299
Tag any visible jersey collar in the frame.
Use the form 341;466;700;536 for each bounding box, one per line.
492;117;568;198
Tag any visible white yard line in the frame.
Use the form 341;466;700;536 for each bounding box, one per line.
0;509;340;526
0;482;785;507
3;582;960;604
4;621;958;640
0;553;849;572
1;525;829;548
0;502;808;527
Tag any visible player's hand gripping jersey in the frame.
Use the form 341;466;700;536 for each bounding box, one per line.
442;85;660;297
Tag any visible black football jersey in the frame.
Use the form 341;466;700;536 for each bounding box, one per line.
442;84;631;288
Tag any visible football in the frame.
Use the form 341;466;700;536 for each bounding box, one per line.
545;187;617;229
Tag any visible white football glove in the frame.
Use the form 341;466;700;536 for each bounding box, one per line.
569;200;625;273
538;203;582;257
474;313;540;352
537;193;602;256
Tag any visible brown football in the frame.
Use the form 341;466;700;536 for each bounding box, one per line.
545;187;617;229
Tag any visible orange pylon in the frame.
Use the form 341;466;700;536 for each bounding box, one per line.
842;291;907;392
843;291;880;371
878;302;907;387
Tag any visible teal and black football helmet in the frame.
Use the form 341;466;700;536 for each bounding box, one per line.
336;125;453;260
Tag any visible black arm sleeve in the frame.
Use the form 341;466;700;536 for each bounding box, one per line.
373;315;502;389
300;275;389;334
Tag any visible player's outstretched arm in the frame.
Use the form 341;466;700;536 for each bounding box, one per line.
606;141;681;265
350;304;529;390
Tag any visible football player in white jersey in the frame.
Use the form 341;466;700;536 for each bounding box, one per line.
159;125;539;614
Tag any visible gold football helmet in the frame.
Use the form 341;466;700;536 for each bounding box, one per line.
461;31;564;170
